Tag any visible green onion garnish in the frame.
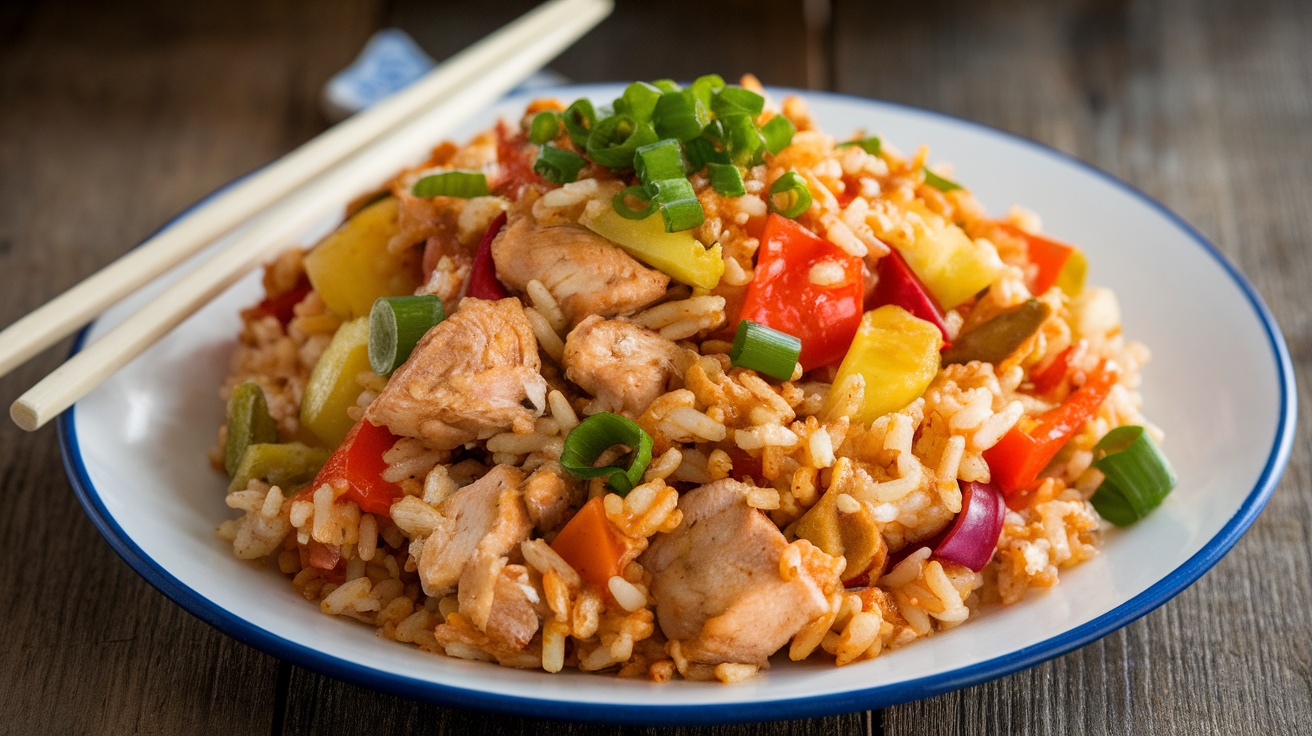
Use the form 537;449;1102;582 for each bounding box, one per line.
614;81;662;123
721;112;765;166
653;90;710;142
368;295;445;375
586;115;659;169
225;382;278;477
837;136;882;155
712;86;765;118
412;170;490;198
612;186;657;220
563;99;597;148
769;171;812;218
685;137;728;170
633;138;686;185
559;412;655;495
646;177;704;232
651;78;681;93
923;168;963;192
534;144;588;185
529;111;561;144
1089;425;1178;526
729;320;802;381
760;115;796;155
689;74;726;112
708;162;746;197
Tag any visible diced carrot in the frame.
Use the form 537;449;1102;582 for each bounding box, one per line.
550;497;626;592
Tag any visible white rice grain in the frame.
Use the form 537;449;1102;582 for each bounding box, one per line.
607;576;648;612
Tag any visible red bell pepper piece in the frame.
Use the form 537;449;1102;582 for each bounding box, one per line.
249;274;311;325
302;418;404;517
738;214;864;371
867;248;952;349
466;211;508;301
1029;339;1088;396
997;222;1078;296
984;360;1118;506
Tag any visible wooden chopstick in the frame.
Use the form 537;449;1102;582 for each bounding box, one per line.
10;0;612;432
0;0;609;384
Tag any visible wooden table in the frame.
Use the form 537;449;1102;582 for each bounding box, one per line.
2;0;1308;732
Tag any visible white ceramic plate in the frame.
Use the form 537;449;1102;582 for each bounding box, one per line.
60;85;1296;724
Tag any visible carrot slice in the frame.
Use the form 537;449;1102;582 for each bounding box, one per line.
550;497;626;592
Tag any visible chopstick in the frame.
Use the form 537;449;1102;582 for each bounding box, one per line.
9;0;612;432
0;0;609;385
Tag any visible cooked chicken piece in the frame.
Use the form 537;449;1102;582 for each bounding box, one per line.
563;316;685;416
641;479;841;672
490;216;669;326
457;560;540;650
417;465;530;597
520;464;582;533
367;298;548;450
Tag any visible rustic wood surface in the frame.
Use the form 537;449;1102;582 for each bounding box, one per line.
0;0;1307;733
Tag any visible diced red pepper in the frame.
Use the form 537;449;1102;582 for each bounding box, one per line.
984;360;1118;507
302;540;345;581
726;448;764;483
867;248;952;349
492;120;542;200
997;222;1079;296
249;274;311;325
1029;339;1088;396
466;211;509;301
738;214;864;371
301;418;404;517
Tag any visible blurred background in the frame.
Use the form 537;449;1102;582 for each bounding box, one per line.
1;1;1308;734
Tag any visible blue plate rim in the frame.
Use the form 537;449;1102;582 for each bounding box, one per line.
58;85;1297;726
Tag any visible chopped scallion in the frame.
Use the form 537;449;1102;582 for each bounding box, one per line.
685;137;728;170
729;320;802;381
712;85;765;118
562;99;597;148
708;162;746;197
760;115;796;155
721;112;765;166
412;170;490;198
634;139;686;185
689;74;726;112
534;144;588;184
769;171;813;218
1089;425;1177;526
651;78;681;93
837;136;882;155
225;382;278;477
614;82;663;123
559;412;654;495
612;186;657;220
586;115;659;169
646;177;704;232
529;111;561;144
368;295;445;376
653;90;710;142
923;168;963;192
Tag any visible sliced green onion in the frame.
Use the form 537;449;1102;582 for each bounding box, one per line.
685;137;728;170
653;90;710;142
369;295;445;375
708;162;746;197
529;111;561;144
760;115;796;155
721;112;764;166
769;171;813;218
562;98;597;148
225;382;278;477
923;168;963;192
729;320;802;382
1089;425;1177;526
612;186;657;220
228;442;329;493
614;82;662;123
586;115;659;169
712;85;765;118
837;135;882;155
412;170;490;198
559;412;654;495
646;177;704;232
689;74;726;112
651;78;681;93
534;144;589;185
633;139;686;185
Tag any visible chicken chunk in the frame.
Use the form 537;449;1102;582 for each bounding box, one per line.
491;215;669;326
641;479;841;672
367;298;548;450
563;316;684;416
457;559;541;650
520;464;582;533
417;465;530;598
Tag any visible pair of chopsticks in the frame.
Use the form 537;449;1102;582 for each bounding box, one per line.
6;0;613;432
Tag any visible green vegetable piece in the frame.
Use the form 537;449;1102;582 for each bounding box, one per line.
922;168;963;192
224;382;278;477
653;90;709;142
689;74;726;112
768;171;813;218
708;162;746;197
534;144;589;184
711;85;765;118
529;111;561;144
228;442;330;493
941;298;1052;366
586;115;659;170
412;170;490;198
837;136;882;156
646;177;704;232
729;320;802;381
614;82;662;123
685;137;728;170
633;139;686;185
369;295;444;376
562;99;597;148
559;413;654;495
612;186;657;220
1090;426;1177;526
760;115;796;155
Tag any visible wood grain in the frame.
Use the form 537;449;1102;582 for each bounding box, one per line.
1;0;1308;733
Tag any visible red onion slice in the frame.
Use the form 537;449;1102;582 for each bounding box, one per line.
933;480;1007;572
466;211;508;300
